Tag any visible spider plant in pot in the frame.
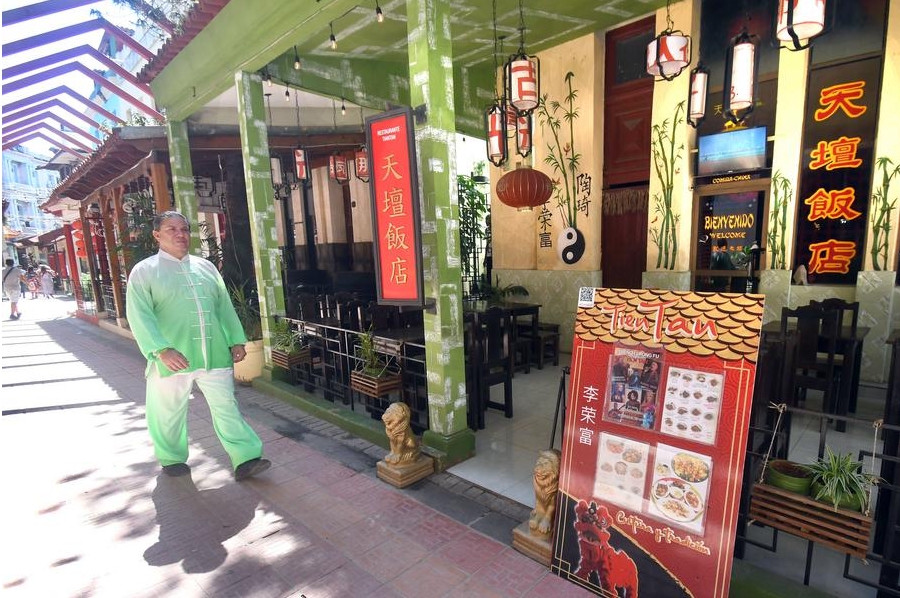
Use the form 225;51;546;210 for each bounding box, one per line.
806;446;880;512
270;317;309;370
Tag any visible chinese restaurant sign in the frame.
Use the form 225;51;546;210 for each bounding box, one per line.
552;288;764;598
794;57;881;284
365;108;424;306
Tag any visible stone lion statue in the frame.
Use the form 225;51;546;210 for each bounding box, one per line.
382;402;419;465
529;449;561;536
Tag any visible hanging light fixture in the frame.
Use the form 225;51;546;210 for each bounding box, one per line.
263;68;272;87
375;0;384;23
329;153;350;182
329;22;337;50
293;45;301;70
340;97;346;116
355;147;370;182
484;0;508;167
504;0;540;115
723;26;759;125
284;88;291;102
686;61;709;128
775;0;827;51
515;113;532;158
646;0;692;81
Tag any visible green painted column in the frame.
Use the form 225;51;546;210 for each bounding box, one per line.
165;120;201;254
407;0;475;465
234;70;286;374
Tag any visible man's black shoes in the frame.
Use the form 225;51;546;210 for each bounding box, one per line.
234;458;271;481
162;463;191;477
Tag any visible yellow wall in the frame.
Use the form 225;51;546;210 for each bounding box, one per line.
492;32;603;272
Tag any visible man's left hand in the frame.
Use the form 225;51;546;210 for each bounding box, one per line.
231;344;246;363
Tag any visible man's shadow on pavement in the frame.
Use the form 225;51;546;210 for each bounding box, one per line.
143;472;257;573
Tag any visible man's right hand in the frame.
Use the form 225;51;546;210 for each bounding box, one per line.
158;348;189;372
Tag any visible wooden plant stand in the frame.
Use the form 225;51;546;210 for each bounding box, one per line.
749;483;873;558
271;346;311;370
350;370;402;399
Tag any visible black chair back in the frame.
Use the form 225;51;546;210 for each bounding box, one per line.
811;298;859;336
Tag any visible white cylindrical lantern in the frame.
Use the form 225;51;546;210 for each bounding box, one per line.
689;68;708;122
485;103;507;166
329;154;349;182
354;148;370;182
516;114;532;158
293;149;308;180
646;33;691;79
776;0;826;44
729;40;756;111
506;57;539;113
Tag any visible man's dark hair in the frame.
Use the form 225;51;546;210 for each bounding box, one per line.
152;211;189;231
5;258;13;267
716;238;728;249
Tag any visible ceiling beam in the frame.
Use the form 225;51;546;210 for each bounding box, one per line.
2;85;125;124
2;62;163;120
2;128;89;154
2;0;100;25
3;123;95;152
2;17;154;61
3;98;103;130
3;44;150;92
3;112;102;145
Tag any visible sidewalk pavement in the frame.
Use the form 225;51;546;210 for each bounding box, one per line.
0;297;592;598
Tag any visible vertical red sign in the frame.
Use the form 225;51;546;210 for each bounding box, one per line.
552;288;764;597
365;108;424;306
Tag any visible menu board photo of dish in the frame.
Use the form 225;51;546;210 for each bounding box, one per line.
648;443;712;534
659;366;724;444
594;432;650;511
606;345;663;430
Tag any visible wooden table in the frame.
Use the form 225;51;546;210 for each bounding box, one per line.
761;322;869;432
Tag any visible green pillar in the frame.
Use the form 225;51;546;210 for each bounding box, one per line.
234;70;286;374
407;0;475;465
166;120;201;254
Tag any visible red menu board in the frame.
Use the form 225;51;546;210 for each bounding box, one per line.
551;288;764;598
365;108;424;305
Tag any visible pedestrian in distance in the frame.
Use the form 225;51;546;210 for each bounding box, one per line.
25;266;39;299
126;211;270;481
2;259;26;320
39;265;55;298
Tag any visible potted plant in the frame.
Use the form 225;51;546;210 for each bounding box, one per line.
229;282;264;385
350;326;402;398
270;317;310;371
481;275;529;305
806;447;879;512
764;459;813;496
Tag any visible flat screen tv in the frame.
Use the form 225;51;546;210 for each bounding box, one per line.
696;126;767;177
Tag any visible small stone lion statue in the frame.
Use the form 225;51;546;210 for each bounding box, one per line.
382;402;419;465
529;449;561;536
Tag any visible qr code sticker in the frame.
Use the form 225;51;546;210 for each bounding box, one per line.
577;287;595;307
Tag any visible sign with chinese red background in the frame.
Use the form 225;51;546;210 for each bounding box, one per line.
365;108;424;305
552;288;764;597
794;56;881;284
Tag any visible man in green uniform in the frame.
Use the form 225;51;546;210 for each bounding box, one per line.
126;211;269;480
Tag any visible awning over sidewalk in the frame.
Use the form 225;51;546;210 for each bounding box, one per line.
20;227;65;247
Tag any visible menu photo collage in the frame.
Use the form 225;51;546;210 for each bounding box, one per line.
594;434;713;535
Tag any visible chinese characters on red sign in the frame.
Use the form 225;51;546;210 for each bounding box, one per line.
795;58;878;282
365;109;423;305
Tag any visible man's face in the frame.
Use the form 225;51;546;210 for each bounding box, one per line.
153;217;190;258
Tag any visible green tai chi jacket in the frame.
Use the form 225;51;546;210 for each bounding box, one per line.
126;251;247;377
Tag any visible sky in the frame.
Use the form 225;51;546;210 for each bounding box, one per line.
2;0;144;157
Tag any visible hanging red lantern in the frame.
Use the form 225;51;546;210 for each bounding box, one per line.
495;165;552;211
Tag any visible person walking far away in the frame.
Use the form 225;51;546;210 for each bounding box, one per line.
39;265;55;298
126;211;270;481
25;266;40;299
3;259;26;320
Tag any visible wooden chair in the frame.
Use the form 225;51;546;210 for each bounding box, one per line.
811;298;861;416
474;306;515;424
780;304;840;417
519;322;560;369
